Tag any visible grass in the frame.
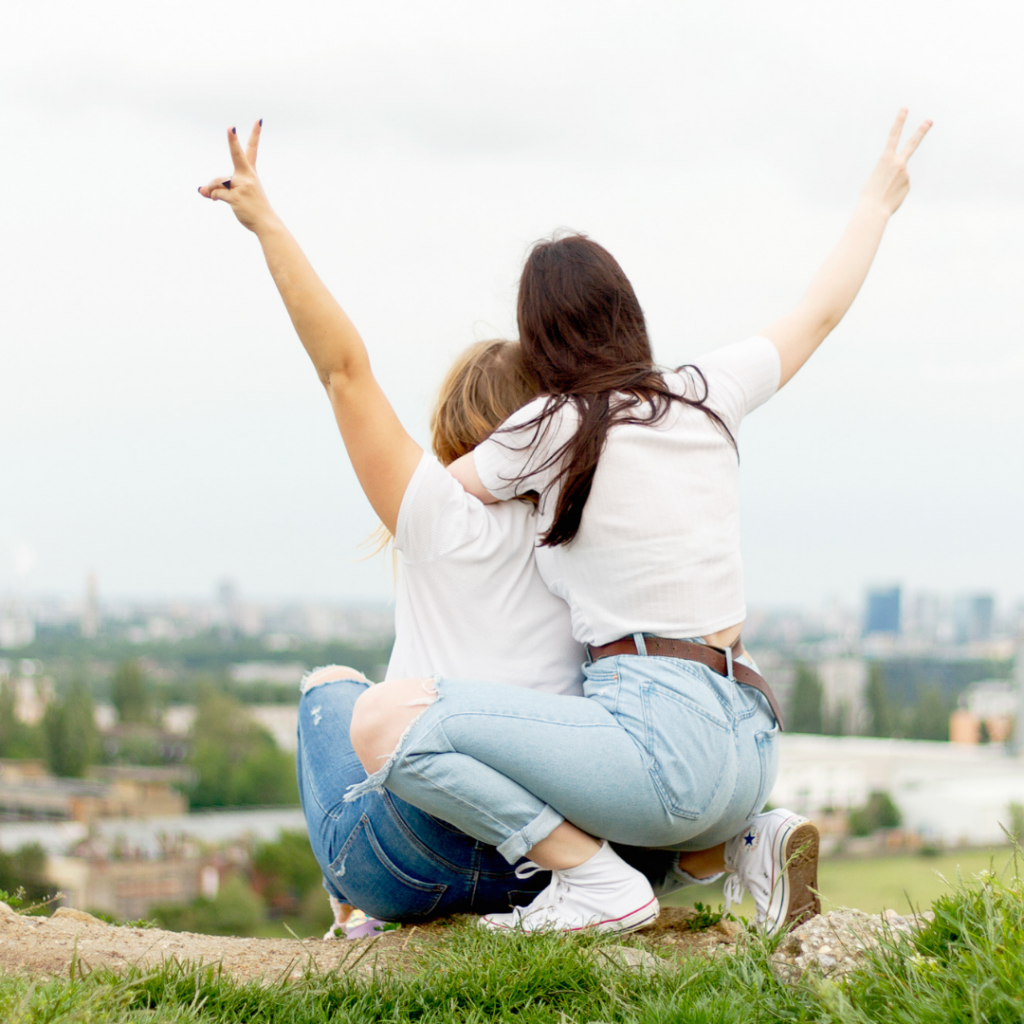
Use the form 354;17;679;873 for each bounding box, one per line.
663;845;1015;916
1;859;1022;1022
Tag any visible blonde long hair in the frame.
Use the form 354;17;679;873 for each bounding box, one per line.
431;339;538;467
365;339;540;562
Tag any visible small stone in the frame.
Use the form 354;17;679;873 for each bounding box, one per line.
591;945;665;973
818;944;832;955
712;918;743;939
818;954;837;970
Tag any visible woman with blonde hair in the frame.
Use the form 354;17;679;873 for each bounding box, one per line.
199;127;587;925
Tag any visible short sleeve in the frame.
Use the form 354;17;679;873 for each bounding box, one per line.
682;336;781;436
472;397;580;501
395;452;489;563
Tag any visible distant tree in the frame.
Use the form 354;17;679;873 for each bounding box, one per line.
42;681;99;778
0;679;42;759
865;663;895;737
908;686;949;742
789;664;824;734
187;690;298;808
251;831;323;913
111;659;150;724
848;790;903;836
0;842;55;907
823;701;847;737
151;875;266;936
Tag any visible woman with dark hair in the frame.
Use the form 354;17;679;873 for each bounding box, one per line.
349;110;932;934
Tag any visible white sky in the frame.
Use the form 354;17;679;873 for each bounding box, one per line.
1;0;1022;612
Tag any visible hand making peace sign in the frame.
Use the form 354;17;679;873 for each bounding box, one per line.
860;108;932;216
198;120;275;233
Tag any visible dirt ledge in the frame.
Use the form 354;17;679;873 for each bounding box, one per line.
0;902;924;984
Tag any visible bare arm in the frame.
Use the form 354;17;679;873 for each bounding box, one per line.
199;123;420;534
763;109;932;388
448;452;499;503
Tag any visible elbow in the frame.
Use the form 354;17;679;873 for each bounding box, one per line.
323;365;359;398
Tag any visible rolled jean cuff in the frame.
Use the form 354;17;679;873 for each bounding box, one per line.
495;804;565;863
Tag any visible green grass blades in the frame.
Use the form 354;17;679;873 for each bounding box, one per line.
1;863;1023;1023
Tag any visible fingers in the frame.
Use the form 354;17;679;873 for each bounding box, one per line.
227;125;249;173
898;119;933;164
246;118;262;168
884;108;909;154
198;176;233;201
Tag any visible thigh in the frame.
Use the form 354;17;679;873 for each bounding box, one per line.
297;679;546;919
411;678;682;846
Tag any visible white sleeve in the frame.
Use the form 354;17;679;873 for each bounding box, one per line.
395;453;489;563
683;335;781;436
472;397;580;501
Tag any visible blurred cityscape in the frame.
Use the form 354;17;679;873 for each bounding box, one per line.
0;576;1022;931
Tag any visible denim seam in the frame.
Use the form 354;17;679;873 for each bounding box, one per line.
381;791;476;878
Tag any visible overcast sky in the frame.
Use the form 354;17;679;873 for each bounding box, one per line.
1;0;1022;613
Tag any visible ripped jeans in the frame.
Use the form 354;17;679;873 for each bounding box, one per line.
296;670;550;921
345;653;779;864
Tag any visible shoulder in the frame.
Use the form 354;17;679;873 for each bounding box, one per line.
674;336;781;428
396;453;491;562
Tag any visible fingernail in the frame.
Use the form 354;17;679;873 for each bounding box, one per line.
197;186;202;194
222;180;231;189
231;126;237;135
259;118;263;127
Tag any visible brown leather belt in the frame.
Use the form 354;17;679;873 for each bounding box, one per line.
587;635;785;730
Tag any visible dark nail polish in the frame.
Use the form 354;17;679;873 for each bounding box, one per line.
197;186;202;194
231;127;237;135
259;118;263;127
222;180;231;189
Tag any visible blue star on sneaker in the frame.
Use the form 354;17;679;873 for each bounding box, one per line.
743;831;756;846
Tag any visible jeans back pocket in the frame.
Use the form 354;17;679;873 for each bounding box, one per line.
639;676;734;821
747;723;780;819
330;814;447;922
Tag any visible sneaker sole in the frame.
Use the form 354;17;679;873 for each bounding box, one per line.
482;897;660;935
780;820;820;931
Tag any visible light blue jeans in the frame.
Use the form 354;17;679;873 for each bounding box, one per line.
346;650;779;864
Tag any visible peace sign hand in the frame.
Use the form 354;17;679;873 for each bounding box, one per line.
860;109;932;218
198;120;276;233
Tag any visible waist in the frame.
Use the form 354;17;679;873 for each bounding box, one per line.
587;633;784;730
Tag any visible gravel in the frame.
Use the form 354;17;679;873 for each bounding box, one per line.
771;907;934;981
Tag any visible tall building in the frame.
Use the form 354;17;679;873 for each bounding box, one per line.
81;572;99;638
864;586;901;636
953;594;995;644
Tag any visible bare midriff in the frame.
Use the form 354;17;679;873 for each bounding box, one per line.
701;621;744;655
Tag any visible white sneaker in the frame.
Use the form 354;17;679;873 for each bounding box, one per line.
480;841;660;934
722;809;820;935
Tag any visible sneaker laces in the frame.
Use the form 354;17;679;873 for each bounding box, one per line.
722;871;746;912
511;861;572;925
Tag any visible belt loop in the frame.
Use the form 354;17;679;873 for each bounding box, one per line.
724;645;734;681
632;632;648;657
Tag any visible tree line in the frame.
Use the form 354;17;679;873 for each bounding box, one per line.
0;660;297;807
788;662;958;741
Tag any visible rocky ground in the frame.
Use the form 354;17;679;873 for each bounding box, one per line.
0;900;928;985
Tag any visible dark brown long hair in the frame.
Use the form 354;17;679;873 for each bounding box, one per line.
510;233;735;546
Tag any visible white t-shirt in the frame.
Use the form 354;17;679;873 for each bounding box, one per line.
385;452;586;695
472;336;781;646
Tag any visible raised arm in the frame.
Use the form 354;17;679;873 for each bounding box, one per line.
763;109;932;388
199;123;420;534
